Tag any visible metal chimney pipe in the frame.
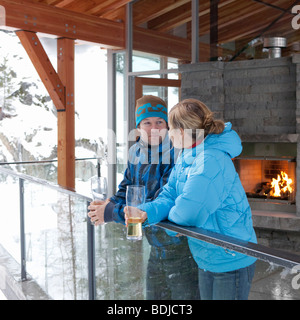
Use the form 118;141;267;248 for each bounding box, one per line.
263;37;287;58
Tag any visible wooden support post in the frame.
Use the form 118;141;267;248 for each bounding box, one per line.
57;38;75;190
16;31;75;189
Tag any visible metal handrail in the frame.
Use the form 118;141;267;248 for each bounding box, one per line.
158;222;300;270
1;166;300;284
0;157;98;166
0;167;92;201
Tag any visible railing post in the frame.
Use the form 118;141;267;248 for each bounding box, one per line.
19;178;26;281
87;201;96;300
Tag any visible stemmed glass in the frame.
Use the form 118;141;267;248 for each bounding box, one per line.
90;175;108;226
91;175;108;201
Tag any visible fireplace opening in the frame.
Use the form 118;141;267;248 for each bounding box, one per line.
234;159;296;204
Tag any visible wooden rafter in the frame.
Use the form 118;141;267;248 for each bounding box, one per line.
16;30;66;110
147;0;236;33
133;0;190;26
133;26;191;60
143;0;298;47
84;0;131;17
251;0;294;13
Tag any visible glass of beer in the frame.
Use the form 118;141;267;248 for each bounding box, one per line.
126;185;145;240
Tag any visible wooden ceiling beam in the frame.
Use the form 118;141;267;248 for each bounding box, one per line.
133;25;191;61
0;0;191;60
0;0;124;48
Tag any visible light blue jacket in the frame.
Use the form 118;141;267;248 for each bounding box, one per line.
140;123;257;272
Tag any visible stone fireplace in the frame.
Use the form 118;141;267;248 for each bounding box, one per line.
179;55;300;250
179;56;300;214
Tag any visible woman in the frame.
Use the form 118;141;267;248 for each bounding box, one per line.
126;98;257;300
88;95;199;300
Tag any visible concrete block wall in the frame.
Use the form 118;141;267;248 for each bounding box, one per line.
255;228;300;253
224;58;296;137
180;57;297;138
180;61;225;119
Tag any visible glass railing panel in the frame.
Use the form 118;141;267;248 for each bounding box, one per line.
250;260;300;300
94;222;150;300
157;222;300;301
23;180;89;300
0;172;21;265
75;159;99;195
7;162;58;183
2;158;99;194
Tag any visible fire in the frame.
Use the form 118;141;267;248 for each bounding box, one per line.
270;171;293;197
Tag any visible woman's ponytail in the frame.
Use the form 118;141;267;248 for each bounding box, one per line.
204;116;225;136
169;99;225;138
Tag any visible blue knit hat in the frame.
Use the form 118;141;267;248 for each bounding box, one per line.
135;95;168;128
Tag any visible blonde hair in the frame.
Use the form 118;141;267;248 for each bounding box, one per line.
169;99;225;139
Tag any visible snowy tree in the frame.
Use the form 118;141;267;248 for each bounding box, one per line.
0;55;17;112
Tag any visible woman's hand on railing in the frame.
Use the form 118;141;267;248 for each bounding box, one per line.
88;199;110;226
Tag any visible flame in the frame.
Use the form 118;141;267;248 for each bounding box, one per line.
270;171;293;197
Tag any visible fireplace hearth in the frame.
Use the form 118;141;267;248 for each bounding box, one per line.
233;143;297;214
234;159;296;203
